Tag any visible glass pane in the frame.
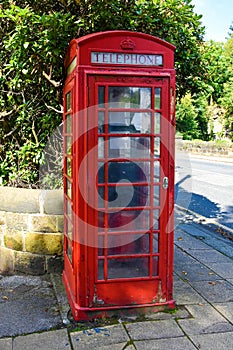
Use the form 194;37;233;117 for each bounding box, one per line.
107;161;150;183
65;136;72;155
154;161;160;180
98;137;104;158
66;240;72;264
153;210;160;229
152;256;159;276
66;178;72;199
66;218;72;240
65;115;71;134
108;258;149;279
66;92;71;111
154;137;160;157
154;88;161;110
153;186;160;206
108;112;151;134
107;185;149;208
108;87;151;109
66;157;72;177
67;199;72;219
108;137;150;158
98;259;104;280
98;235;105;256
154;113;160;134
153;234;159;253
108;210;150;232
98;112;105;133
108;233;149;255
98;86;105;106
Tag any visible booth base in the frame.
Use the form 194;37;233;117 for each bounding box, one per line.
63;273;175;322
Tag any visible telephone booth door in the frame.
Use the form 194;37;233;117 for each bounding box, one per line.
86;75;174;309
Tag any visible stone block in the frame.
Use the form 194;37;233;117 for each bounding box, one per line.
14;251;46;275
0;186;40;213
5;212;28;230
29;214;58;233
25;232;63;255
4;229;23;251
0;211;6;225
43;189;64;215
57;215;64;232
46;256;64;274
0;246;14;274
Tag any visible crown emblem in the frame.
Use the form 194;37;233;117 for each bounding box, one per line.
120;38;136;50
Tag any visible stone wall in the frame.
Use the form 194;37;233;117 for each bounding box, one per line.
0;187;64;275
176;139;233;157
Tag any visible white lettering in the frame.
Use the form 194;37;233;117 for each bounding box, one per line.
91;52;163;66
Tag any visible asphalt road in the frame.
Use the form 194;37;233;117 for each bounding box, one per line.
175;151;233;230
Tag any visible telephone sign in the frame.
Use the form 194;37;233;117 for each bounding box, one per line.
62;31;176;320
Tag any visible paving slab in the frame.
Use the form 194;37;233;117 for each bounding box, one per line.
13;329;71;350
0;338;12;350
187;249;233;264
191;279;233;303
214;302;233;323
134;337;197;350
203;262;233;279
0;275;62;337
190;332;233;350
173;278;207;305
95;343;127;350
70;324;129;350
125;319;184;341
177;304;233;335
175;261;219;282
174;247;197;266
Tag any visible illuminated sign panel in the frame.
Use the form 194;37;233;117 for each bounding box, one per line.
91;52;163;66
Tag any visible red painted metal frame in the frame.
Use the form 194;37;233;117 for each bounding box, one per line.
62;31;176;320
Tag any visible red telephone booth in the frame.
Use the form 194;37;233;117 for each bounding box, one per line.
62;31;176;320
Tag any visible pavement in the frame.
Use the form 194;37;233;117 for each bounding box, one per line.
0;208;233;350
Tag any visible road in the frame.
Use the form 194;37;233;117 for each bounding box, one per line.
175;151;233;230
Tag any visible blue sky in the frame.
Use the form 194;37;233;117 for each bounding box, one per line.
192;0;233;42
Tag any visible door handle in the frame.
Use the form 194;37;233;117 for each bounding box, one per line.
163;177;169;190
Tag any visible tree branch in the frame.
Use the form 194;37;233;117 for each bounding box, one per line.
45;102;63;114
42;70;61;88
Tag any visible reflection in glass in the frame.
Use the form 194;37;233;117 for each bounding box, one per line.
66;157;72;177
107;185;149;209
98;86;105;106
66;115;71;134
154;113;160;134
107;234;149;255
154;88;161;110
153;210;160;230
108;209;150;232
152;256;159;276
66;92;71;111
153;234;159;253
108;112;151;134
67;241;72;264
108;137;151;158
107;161;150;183
108;258;149;279
98;259;104;280
153;186;160;206
65;136;72;155
108;87;151;109
98;112;105;133
66;218;72;240
154;161;160;180
98;137;104;158
154;137;160;157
